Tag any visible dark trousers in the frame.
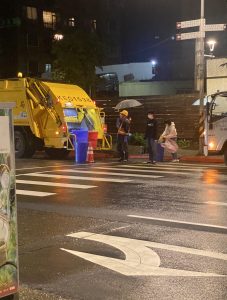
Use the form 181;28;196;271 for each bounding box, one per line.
147;137;157;162
117;135;128;160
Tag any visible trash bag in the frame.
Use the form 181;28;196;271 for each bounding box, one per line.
161;139;178;153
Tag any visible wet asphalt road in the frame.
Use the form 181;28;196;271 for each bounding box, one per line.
15;158;227;300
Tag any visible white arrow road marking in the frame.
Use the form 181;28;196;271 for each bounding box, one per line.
24;173;132;183
16;179;97;189
61;232;226;277
56;169;163;179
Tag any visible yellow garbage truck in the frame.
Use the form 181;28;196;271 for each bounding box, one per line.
0;77;112;158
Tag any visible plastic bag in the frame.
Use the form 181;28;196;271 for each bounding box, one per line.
161;139;178;153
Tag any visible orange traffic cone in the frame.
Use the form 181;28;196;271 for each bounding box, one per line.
86;143;94;163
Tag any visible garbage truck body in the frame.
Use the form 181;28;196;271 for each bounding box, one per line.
0;77;112;158
205;91;227;165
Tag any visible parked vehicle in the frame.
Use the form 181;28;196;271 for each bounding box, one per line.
205;91;227;165
0;77;112;158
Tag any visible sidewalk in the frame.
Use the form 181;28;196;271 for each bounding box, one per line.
129;149;225;164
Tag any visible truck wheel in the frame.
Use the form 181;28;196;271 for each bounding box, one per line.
224;148;227;166
14;131;26;158
45;148;70;159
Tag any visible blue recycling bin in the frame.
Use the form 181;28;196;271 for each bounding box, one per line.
156;143;164;162
75;142;88;163
72;130;88;163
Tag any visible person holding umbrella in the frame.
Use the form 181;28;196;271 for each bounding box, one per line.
144;111;158;164
116;110;130;162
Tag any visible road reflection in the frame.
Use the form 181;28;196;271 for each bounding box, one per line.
201;169;219;184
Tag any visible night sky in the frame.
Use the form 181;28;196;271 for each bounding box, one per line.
121;0;227;78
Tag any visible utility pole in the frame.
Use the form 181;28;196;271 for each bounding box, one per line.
198;0;205;155
176;0;225;156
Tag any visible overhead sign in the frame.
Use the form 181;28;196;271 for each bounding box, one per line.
205;24;226;31
61;231;227;277
176;31;205;41
176;19;203;29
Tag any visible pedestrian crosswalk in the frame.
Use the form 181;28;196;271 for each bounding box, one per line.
15;162;223;199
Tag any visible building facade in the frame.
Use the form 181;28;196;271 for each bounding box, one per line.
0;0;124;78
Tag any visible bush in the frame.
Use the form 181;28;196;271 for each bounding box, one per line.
129;132;146;147
177;139;191;149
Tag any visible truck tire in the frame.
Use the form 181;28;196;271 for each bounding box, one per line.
45;148;70;159
224;148;227;166
14;131;26;158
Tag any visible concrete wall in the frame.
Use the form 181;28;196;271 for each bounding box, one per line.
96;62;155;82
119;81;193;97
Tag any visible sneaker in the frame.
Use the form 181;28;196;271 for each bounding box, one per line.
172;159;179;162
145;161;152;164
123;159;128;162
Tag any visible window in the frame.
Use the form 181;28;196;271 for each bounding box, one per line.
43;11;56;29
45;64;52;73
212;96;227;117
26;6;37;20
68;17;75;27
91;19;97;31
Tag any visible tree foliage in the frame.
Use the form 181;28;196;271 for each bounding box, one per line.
52;30;105;93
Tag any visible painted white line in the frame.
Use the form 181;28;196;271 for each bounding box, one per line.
16;190;55;197
62;232;226;277
206;201;227;207
128;215;227;230
94;166;189;176
16;179;97;189
57;169;163;179
24;173;132;183
16;164;75;171
123;164;205;172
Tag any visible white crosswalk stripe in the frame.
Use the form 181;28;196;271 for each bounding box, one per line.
94;166;190;176
55;169;163;179
16;179;97;189
23;173;132;183
16;190;55;197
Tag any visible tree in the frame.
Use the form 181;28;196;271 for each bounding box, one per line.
52;30;105;95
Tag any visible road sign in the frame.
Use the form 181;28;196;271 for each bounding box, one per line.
176;31;205;41
205;24;226;31
61;231;227;277
176;19;204;29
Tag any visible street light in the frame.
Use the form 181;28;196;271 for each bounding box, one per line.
54;33;64;41
207;39;216;53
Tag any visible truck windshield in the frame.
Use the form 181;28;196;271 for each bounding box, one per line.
63;108;78;117
212;96;227;118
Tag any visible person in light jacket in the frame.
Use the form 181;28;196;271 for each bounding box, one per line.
160;119;179;162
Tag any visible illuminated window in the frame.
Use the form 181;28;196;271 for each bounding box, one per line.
26;7;37;20
45;64;52;73
43;11;56;29
68;17;75;27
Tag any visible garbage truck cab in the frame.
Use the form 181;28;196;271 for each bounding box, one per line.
205;91;227;165
0;77;112;158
